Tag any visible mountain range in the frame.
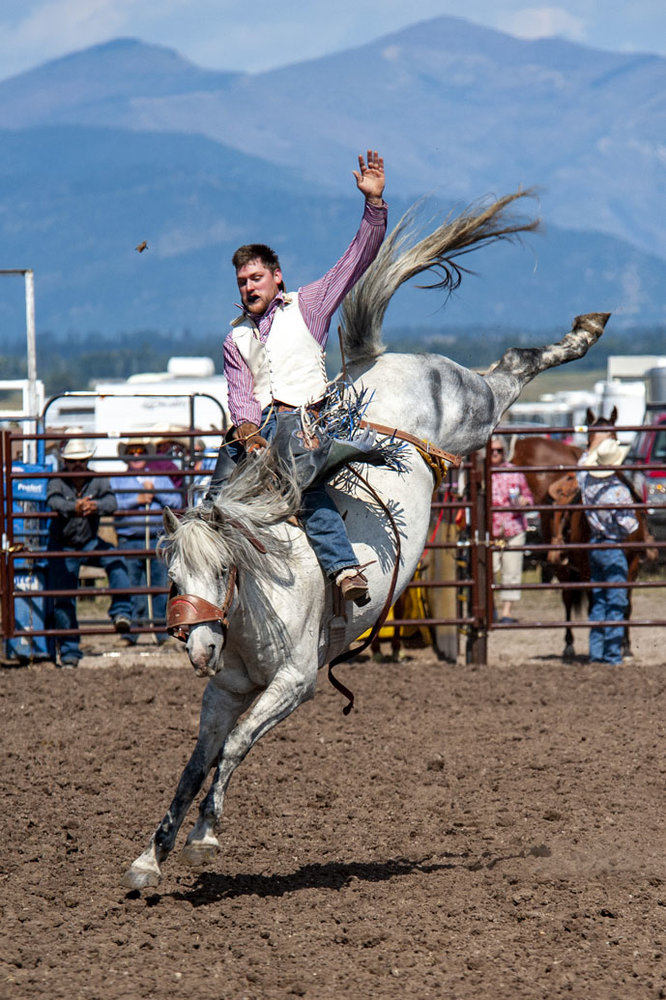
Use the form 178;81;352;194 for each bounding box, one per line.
0;17;664;352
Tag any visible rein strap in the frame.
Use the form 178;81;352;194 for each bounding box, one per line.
327;467;403;715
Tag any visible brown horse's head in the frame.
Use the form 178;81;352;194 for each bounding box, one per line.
586;406;618;453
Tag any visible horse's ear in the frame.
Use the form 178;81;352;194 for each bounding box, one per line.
585;407;596;425
609;406;618;424
163;507;179;536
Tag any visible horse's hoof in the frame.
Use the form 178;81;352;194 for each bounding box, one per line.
563;647;575;662
573;312;611;333
180;837;220;867
122;861;162;890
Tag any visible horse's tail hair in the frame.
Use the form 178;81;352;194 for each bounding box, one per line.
339;189;540;363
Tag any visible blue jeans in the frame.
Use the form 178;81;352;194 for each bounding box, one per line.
118;536;169;643
232;406;358;577
589;542;629;665
50;537;132;663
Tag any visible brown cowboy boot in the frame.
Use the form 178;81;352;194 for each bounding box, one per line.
336;567;370;606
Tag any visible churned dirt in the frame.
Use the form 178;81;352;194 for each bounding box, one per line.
1;587;665;999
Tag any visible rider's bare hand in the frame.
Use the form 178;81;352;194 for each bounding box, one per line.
353;150;385;206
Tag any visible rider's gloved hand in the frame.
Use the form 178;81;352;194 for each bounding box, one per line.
234;422;268;453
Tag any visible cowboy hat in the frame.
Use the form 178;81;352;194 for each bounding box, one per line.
582;437;629;478
61;438;95;460
117;438;156;459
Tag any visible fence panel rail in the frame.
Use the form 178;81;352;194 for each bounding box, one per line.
2;424;664;665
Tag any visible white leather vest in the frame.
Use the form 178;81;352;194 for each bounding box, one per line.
231;294;328;409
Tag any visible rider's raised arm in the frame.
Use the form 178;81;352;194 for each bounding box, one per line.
297;150;387;340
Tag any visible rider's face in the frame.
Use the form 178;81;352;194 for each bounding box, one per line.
236;259;282;316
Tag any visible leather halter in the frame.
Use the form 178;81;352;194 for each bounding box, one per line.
166;565;238;645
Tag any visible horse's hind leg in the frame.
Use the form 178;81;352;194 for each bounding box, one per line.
122;682;252;890
181;663;316;866
492;313;609;382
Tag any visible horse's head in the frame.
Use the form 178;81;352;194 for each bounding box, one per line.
586;406;618;453
162;506;237;677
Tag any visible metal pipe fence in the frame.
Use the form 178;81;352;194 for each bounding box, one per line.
2;423;665;666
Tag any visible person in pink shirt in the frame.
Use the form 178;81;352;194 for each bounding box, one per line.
490;435;534;623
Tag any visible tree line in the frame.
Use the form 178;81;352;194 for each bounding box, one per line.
2;323;665;396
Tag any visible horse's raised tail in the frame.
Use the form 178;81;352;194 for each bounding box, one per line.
339;189;540;363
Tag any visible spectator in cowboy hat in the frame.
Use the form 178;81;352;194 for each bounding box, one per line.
579;437;638;665
110;439;180;645
146;423;191;490
47;437;133;667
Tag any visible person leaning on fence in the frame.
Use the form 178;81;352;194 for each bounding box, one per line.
579;437;639;665
489;435;534;624
46;438;133;668
110;440;181;646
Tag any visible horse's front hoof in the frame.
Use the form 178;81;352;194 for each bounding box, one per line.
181;836;221;867
122;860;162;890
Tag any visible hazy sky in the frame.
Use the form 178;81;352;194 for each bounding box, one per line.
0;0;664;81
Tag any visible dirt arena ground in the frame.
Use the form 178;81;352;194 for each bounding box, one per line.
2;586;665;999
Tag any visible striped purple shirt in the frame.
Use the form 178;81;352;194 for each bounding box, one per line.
223;201;387;426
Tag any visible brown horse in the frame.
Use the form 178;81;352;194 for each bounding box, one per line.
510;409;656;660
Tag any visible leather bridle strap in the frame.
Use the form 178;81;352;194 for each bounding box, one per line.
166;565;238;644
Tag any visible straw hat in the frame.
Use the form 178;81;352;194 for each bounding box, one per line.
61;438;95;460
582;437;629;478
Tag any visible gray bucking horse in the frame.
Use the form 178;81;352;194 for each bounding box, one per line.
123;190;609;889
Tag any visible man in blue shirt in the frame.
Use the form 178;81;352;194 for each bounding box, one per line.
580;438;639;665
47;437;133;667
111;441;181;645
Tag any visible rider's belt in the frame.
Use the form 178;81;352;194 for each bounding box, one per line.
273;399;323;415
360;420;462;487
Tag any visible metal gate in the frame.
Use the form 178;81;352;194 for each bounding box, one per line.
2;424;664;666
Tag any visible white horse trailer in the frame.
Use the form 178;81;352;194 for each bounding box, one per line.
42;358;230;472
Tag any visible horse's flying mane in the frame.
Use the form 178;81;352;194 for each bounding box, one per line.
340;189;540;363
160;450;302;586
